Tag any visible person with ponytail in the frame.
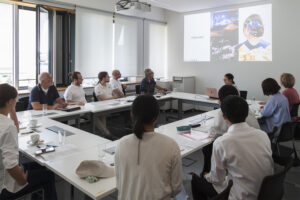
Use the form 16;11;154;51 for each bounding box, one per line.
224;73;240;94
115;95;182;200
64;72;87;106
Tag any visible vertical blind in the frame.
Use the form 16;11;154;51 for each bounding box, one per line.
75;7;113;78
75;7;167;80
114;16;142;77
148;22;167;78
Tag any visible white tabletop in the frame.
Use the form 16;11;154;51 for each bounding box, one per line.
17;93;262;199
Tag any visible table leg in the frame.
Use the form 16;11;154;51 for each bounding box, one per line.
178;99;183;119
91;113;96;134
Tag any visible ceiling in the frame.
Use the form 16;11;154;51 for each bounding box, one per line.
143;0;266;13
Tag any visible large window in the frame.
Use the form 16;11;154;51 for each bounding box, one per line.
0;3;13;85
0;2;74;89
19;8;37;89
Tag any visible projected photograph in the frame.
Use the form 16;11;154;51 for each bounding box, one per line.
183;3;272;62
210;10;239;61
238;4;272;61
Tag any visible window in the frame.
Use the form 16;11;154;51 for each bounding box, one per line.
39;8;50;73
18;8;37;89
0;3;13;85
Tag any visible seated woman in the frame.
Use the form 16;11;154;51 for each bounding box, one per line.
223;73;239;94
280;73;300;121
259;78;291;136
0;84;57;200
115;95;182;200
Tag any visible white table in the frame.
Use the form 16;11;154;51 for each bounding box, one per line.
17;93;262;199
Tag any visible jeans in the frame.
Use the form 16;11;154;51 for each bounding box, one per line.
0;162;57;200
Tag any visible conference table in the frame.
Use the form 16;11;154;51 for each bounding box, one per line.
16;92;261;200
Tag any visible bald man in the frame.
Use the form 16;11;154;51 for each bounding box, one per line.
28;72;67;110
110;70;126;98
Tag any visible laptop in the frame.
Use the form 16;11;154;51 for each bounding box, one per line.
206;88;219;99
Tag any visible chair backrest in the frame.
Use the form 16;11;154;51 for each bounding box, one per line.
276;122;296;142
257;159;293;200
267;126;278;141
135;84;141;95
240;90;248;100
93;92;98;102
210;180;233;200
16;96;29;112
290;102;300;118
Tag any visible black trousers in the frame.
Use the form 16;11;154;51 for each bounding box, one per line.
202;143;213;174
0;162;57;200
191;173;218;200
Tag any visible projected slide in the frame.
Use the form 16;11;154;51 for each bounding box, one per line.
184;4;272;62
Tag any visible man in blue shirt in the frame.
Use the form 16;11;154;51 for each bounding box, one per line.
28;72;67;110
140;69;166;95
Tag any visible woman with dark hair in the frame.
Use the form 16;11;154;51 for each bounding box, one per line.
0;84;57;200
259;78;291;136
224;73;240;94
115;95;182;200
64;71;86;105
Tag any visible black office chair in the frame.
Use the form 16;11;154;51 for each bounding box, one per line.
16;96;29;111
135;85;141;95
272;122;297;166
93;92;98;102
257;159;293;200
209;180;233;200
239;90;248;100
290;102;300;120
267;126;278;142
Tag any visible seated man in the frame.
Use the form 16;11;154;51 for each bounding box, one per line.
64;71;87;105
110;69;132;128
202;85;260;173
193;96;273;200
140;68;166;95
28;72;67;110
94;72;117;136
110;70;126;98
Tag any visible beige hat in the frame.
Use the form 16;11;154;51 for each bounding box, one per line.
76;160;115;178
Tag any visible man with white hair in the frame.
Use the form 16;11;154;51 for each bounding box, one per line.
28;72;67;110
140;68;166;95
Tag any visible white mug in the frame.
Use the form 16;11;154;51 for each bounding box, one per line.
28;119;38;128
30;134;40;145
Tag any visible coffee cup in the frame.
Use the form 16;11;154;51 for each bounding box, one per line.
30;134;40;145
28;119;38;128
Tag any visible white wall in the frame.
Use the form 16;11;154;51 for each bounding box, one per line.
166;0;300;100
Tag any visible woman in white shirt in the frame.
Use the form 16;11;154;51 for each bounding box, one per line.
115;95;182;200
64;72;87;105
0;84;57;200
